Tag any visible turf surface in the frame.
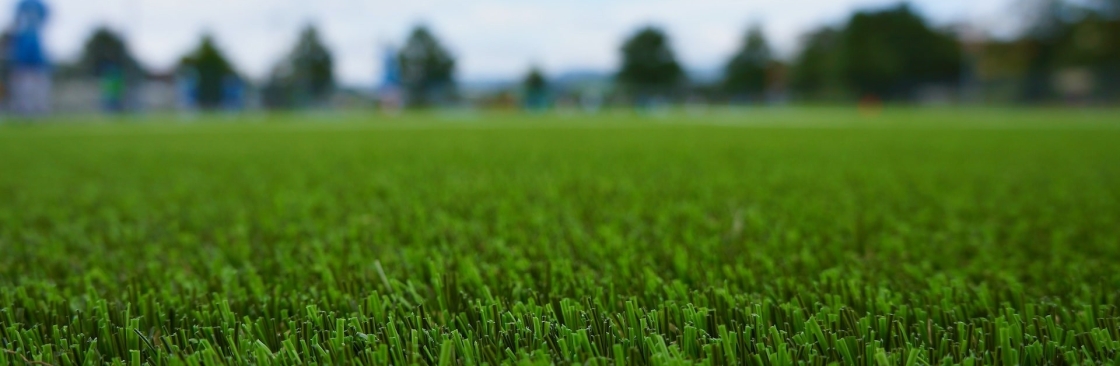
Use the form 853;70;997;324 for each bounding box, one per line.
2;108;1119;365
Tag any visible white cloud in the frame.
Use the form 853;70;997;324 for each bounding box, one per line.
1;0;1016;86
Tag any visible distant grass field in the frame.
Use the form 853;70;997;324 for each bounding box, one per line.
2;108;1119;365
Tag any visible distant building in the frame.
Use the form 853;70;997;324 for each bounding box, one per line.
50;70;206;114
141;72;180;112
51;77;98;113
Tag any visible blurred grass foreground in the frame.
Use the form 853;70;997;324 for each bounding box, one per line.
2;109;1120;365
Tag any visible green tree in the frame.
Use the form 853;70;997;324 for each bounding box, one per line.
398;26;456;108
76;27;144;78
616;26;684;96
838;4;961;99
522;66;548;109
723;25;772;99
523;67;547;93
790;27;844;100
179;35;237;109
264;26;335;108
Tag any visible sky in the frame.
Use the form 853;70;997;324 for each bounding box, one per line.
4;0;1021;86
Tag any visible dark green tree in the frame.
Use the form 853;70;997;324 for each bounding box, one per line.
264;26;335;108
723;25;772;99
398;26;456;108
790;27;844;99
76;27;144;78
838;5;961;99
616;26;685;96
522;66;548;109
179;35;237;109
524;67;547;93
1098;15;1120;99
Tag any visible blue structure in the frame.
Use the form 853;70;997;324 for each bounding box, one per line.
9;0;48;68
221;75;245;111
378;45;403;112
176;68;199;111
7;0;51;115
380;45;401;90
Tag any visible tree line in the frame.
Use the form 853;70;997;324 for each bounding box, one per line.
62;0;1119;110
614;1;1119;104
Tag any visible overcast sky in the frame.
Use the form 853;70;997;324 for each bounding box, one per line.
3;0;1020;86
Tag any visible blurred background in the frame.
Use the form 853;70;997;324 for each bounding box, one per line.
0;0;1117;117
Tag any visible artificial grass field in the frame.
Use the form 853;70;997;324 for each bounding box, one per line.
1;108;1119;365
